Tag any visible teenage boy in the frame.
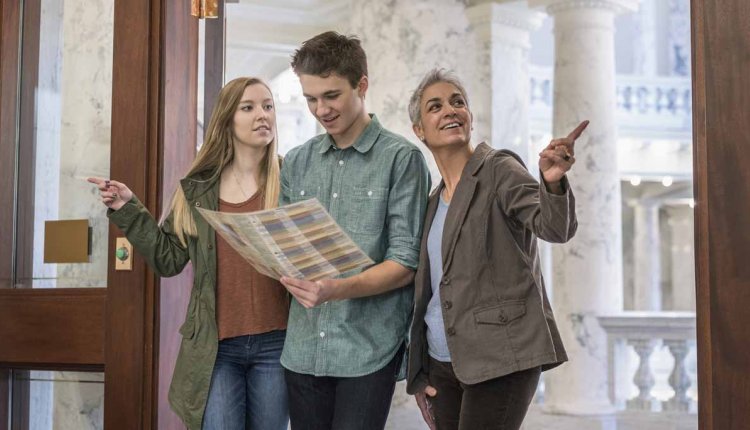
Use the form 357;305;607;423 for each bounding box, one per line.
278;31;431;430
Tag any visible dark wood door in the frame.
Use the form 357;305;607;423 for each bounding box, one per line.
0;0;198;428
692;0;750;429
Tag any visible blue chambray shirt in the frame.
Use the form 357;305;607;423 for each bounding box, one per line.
279;115;431;377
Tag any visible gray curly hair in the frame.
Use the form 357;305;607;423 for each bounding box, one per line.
408;68;470;126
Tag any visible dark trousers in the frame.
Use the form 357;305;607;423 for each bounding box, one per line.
428;358;541;430
284;345;404;430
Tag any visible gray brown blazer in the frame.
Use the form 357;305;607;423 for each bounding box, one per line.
406;142;577;394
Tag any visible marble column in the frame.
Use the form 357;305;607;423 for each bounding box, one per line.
348;0;480;180
667;0;690;77
529;0;637;415
633;0;658;76
466;1;544;165
633;202;662;310
666;205;695;311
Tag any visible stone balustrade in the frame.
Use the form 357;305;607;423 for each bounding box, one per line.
530;67;692;140
598;312;696;414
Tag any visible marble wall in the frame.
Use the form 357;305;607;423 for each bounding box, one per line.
55;0;114;289
32;0;64;289
349;0;482;180
52;372;105;430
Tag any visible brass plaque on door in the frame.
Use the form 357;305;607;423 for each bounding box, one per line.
43;219;91;263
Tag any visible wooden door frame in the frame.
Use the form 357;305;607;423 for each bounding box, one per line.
105;0;199;428
0;0;26;427
691;0;750;429
0;0;198;429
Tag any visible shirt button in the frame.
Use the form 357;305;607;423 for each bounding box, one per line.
194;201;201;207
441;276;450;286
300;190;305;196
207;244;213;250
332;192;338;199
443;301;452;310
338;160;344;166
367;190;373;197
319;331;326;338
446;327;456;336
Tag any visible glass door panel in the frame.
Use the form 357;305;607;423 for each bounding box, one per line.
12;370;104;430
14;0;115;289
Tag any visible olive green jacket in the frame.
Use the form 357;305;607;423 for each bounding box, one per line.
108;172;220;430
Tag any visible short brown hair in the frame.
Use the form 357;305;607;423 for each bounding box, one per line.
291;31;368;88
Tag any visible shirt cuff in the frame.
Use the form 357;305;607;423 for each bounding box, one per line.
384;237;421;271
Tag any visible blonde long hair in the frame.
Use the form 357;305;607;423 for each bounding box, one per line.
167;77;281;246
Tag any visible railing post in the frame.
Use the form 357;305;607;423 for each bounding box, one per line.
662;339;693;412
626;338;659;411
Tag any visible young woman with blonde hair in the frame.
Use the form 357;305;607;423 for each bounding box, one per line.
89;77;289;430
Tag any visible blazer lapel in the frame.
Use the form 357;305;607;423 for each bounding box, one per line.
441;177;477;274
441;143;493;274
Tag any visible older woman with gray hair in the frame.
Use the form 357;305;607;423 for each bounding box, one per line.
405;68;587;430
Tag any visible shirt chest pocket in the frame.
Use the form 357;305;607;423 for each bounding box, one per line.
342;186;388;235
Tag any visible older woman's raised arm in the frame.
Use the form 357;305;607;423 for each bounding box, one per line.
492;153;577;243
492;121;588;242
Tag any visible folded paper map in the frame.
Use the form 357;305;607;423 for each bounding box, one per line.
196;198;374;281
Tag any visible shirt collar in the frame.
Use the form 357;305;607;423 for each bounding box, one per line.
317;114;382;154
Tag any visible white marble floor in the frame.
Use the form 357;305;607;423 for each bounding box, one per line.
385;402;698;430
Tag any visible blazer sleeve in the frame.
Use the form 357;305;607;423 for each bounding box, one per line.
492;153;578;243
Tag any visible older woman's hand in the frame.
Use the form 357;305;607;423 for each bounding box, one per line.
415;385;438;430
539;120;589;189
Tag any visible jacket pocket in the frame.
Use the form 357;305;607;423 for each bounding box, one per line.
473;300;526;326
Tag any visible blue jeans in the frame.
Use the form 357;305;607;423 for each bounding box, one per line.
202;330;289;430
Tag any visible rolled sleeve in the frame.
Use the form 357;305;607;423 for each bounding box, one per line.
384;149;431;270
